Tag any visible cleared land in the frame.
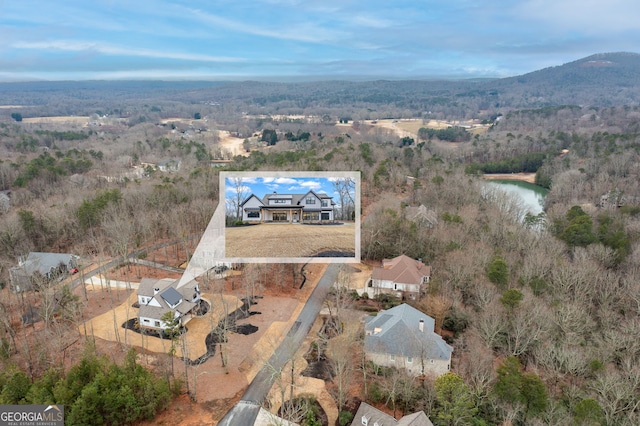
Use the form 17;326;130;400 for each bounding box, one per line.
483;173;537;184
225;223;356;258
22;116;90;124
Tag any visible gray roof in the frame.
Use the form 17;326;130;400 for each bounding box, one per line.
138;278;199;321
365;304;452;361
14;252;78;276
260;190;335;206
138;277;174;297
351;402;433;426
161;287;183;306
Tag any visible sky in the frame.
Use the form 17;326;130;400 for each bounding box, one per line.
226;177;339;205
2;0;640;82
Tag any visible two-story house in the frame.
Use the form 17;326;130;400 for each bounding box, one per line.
365;303;453;377
240;190;335;223
137;277;201;330
368;255;431;300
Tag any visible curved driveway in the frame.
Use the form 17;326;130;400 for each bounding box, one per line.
217;263;340;426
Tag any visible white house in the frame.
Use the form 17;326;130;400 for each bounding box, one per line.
240;190;335;223
368;255;431;300
137;278;201;330
364;304;452;377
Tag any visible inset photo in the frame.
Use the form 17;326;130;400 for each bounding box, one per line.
222;171;360;262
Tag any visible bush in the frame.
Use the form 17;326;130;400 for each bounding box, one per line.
339;410;354;426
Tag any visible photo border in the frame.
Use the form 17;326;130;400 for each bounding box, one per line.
221;170;360;263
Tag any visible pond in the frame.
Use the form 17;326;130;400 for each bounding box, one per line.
486;180;548;215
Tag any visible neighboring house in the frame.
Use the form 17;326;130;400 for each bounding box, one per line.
9;252;80;292
137;278;201;330
364;304;453;377
156;159;181;172
404;205;438;229
240;190;336;223
254;407;299;426
352;402;433;426
368;255;430;300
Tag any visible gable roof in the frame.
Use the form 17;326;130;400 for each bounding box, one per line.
14;252;78;276
138;278;198;320
364;304;452;361
351;402;433;426
371;255;430;285
240;194;265;207
405;205;438;227
161;287;183;306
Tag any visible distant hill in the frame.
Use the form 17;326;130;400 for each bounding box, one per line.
481;52;640;107
1;52;639;118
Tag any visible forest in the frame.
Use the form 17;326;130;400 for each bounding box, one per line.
0;62;640;425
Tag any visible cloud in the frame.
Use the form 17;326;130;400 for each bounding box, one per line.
183;7;345;44
298;181;322;189
12;40;243;63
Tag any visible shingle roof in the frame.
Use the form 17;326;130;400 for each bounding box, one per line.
351;402;433;426
138;277;174;297
16;252;78;276
365;304;452;361
371;255;430;286
138;278;199;321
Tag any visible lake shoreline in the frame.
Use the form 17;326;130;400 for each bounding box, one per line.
483;173;536;184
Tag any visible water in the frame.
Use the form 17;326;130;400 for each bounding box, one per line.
486;180;548;215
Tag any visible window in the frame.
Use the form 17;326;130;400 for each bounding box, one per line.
143;319;149;323
247;211;260;218
390;355;395;362
321;200;328;207
272;212;287;221
154;321;160;327
303;212;319;221
272;199;287;204
306;197;316;204
407;357;413;363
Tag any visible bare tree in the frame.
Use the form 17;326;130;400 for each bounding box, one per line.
332;177;355;221
227;177;250;221
326;313;358;413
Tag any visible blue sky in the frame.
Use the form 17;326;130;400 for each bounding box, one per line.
226;177;338;203
2;0;639;81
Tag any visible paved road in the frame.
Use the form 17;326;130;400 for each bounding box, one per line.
217;263;340;426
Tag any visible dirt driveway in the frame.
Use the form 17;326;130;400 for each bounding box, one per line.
225;223;356;258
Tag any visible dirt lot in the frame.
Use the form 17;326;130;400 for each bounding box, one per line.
483;172;537;184
22;116;90;124
225;223;356;258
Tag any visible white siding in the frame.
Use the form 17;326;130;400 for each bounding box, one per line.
242;196;264;221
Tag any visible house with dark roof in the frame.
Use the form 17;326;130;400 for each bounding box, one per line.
9;252;80;292
240;190;336;223
352;402;433;426
368;255;431;300
364;304;452;377
137;277;201;330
